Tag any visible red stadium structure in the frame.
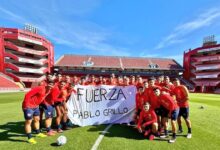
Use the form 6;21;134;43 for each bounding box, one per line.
183;35;220;93
0;26;54;88
55;54;183;78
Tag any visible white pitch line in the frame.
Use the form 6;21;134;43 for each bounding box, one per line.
91;124;112;150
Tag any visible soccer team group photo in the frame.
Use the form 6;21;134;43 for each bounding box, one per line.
0;0;220;150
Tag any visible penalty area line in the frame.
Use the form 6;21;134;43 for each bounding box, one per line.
91;124;112;150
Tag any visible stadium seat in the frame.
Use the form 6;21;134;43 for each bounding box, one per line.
0;73;19;88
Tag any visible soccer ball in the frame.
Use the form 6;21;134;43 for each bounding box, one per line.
57;135;67;146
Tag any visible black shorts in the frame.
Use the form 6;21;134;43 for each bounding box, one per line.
178;107;189;119
54;102;63;107
144;124;153;131
154;107;162;116
161;106;169;118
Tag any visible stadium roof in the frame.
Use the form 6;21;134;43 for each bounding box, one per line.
55;54;183;71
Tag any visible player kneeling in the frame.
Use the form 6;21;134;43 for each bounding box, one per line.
137;102;158;140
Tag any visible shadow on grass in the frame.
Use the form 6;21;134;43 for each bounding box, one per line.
87;124;108;132
50;142;60;147
88;124;145;140
0;121;27;143
154;138;169;142
176;134;187;137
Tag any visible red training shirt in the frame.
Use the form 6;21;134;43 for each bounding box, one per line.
137;109;157;128
22;86;46;109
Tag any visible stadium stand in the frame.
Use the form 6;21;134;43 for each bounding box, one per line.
55;54;183;77
184;36;220;92
0;27;54;88
0;72;19;89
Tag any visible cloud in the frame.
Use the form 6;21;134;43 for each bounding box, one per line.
0;0;131;56
139;52;159;58
155;8;220;49
0;7;27;23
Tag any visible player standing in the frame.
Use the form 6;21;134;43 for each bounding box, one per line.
172;78;192;138
22;83;53;144
154;87;179;143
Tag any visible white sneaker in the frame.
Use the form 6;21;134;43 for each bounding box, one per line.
160;135;169;139
187;133;192;139
168;138;176;143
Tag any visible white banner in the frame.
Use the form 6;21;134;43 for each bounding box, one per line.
67;85;136;126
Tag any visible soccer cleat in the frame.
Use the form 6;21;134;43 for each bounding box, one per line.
168;138;176;143
57;128;64;133
51;129;57;133
144;130;151;137
36;133;47;138
186;133;192;139
47;130;56;136
149;134;155;141
160;134;169;139
28;138;37;144
178;129;183;133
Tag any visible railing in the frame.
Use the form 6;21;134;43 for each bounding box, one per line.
178;77;195;91
0;88;30;93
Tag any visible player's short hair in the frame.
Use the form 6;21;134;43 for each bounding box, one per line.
164;76;169;79
144;102;150;106
173;78;180;82
153;87;160;92
47;81;54;87
137;85;144;89
149;76;156;81
143;81;148;84
60;81;66;84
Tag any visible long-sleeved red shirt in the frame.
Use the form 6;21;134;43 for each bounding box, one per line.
136;92;148;111
146;86;161;109
52;86;68;103
161;83;175;94
22;86;46;109
51;85;67;103
43;90;54;106
172;85;189;107
158;93;179;113
136;82;143;88
137;109;157;128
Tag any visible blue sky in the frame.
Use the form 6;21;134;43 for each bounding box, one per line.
1;0;220;65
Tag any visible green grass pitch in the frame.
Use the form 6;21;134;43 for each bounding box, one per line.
0;92;220;150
